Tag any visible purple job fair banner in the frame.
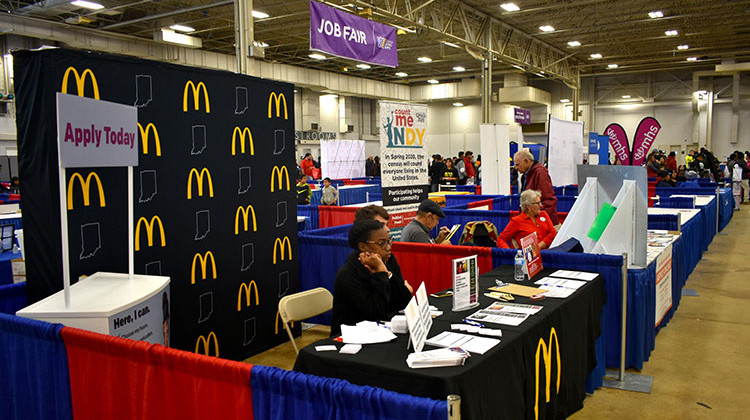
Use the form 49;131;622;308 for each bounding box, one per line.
514;108;531;125
630;117;662;167
604;123;631;165
310;1;398;67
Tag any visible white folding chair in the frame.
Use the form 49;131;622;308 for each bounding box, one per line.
278;287;333;354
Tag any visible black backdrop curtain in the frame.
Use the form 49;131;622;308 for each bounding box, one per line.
14;48;298;360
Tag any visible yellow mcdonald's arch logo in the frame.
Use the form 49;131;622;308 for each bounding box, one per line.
267;92;288;119
535;327;561;420
67;172;106;210
135;216;166;251
183;80;210;113
234;205;257;234
237;281;259;311
61;67;100;100
274;310;295;334
232;126;255;156
270;166;290;192
187;168;214;199
195;332;219;357
137;123;161;156
273;236;292;264
191;251;217;284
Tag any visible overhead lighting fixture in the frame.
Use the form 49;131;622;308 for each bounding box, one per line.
253;40;269;48
395;72;408;77
427;79;439;84
567;41;581;47
70;0;104;9
677;44;689;50
453;66;466;72
560;99;570;103
665;30;678;36
453;102;464;107
356;63;371;69
622;95;631;99
687;57;698;61
500;3;520;12
539;25;555;32
607;64;619;69
169;24;195;33
309;53;327;60
590;53;602;59
417;56;432;63
512;64;524;70
442;41;460;48
696;90;707;95
648;11;664;19
252;10;270;19
155;29;202;48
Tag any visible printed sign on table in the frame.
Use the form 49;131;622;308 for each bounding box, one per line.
452;255;479;311
655;244;673;327
310;1;398;67
520;232;543;279
405;282;432;352
379;101;429;207
56;93;139;168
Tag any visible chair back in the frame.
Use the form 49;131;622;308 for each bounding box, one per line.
279;287;333;323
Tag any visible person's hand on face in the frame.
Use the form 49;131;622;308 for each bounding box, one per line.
359;251;386;273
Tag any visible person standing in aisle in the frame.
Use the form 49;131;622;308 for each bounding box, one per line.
300;153;315;181
296;174;312;205
463;151;476;185
513;148;559;226
320;177;339;205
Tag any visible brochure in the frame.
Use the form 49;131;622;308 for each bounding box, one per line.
520;232;543;279
452;255;480;311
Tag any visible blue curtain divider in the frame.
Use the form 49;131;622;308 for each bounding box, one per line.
0;313;73;420
657;197;695;209
0;282;27;315
298;233;351;325
251;366;447;420
303;224;352;238
297;205;320;231
563;185;578;196
444;194;506;209
556;196;577;213
718;188;733;231
648;214;680;231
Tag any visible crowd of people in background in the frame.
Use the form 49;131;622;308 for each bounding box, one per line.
427;152;481;191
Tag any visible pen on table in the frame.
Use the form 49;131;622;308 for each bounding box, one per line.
463;319;484;328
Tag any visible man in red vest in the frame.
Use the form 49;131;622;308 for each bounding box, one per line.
513;148;559;225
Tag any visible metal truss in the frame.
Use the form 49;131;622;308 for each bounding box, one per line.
351;0;581;87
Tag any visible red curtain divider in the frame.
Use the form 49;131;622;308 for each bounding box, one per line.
318;206;358;228
342;179;366;185
467;199;494;210
509;210;568;223
392;243;493;294
60;327;254;420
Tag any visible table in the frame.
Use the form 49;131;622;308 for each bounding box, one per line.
311;185;380;205
648;207;700;224
294;266;605;420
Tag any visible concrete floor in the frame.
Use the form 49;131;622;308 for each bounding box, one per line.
246;207;750;419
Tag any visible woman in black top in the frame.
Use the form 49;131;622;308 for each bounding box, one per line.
440;158;459;185
331;219;413;336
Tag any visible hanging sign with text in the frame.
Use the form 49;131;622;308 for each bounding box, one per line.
514;107;531;125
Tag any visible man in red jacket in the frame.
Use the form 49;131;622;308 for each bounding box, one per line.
513;148;559;225
300;153;315;181
463;151;476;184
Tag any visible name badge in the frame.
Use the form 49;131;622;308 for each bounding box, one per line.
540;217;546;222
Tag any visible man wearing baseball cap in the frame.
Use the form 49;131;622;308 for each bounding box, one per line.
399;199;451;244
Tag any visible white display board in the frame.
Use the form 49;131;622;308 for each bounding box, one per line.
320;139;365;179
550;177;609;251
547;116;584;186
479;124;511;195
654;244;673;327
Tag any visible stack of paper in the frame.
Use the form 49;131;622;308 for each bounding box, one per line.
407;347;470;368
425;331;500;354
534;276;587;299
340;321;397;344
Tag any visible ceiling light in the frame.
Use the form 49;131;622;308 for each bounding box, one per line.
453;66;466;72
512;64;524;70
648;11;663;19
356;63;371;69
395;72;408;77
253;40;269;48
622;95;631;99
309;53;327;60
677;44;689;50
427;79;439;84
607;64;618;69
417;56;432;63
500;3;520;12
442;41;460;48
539;25;555;32
155;29;202;48
453;102;464;107
70;1;104;9
560;99;570;103
169;24;195;33
665;30;678;36
567;41;581;47
252;10;270;19
590;53;602;59
696;90;707;95
687;57;698;61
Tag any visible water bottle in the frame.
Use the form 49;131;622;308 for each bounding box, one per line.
514;250;525;282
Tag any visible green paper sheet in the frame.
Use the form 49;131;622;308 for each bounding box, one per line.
587;202;617;241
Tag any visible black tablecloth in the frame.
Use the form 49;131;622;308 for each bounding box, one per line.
294;266;605;420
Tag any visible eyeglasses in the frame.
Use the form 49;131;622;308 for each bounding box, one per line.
365;238;393;249
532;201;542;206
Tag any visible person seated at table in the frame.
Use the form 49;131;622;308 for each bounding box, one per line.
400;199;451;244
320;177;339;205
296;174;312;205
655;170;675;188
331;219;413;337
497;190;557;250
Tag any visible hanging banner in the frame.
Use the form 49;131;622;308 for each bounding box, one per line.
514;108;531;125
604;123;631;165
630;117;662;167
379;101;429;208
310;1;398;67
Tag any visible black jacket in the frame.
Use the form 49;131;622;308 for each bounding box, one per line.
331;251;412;337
